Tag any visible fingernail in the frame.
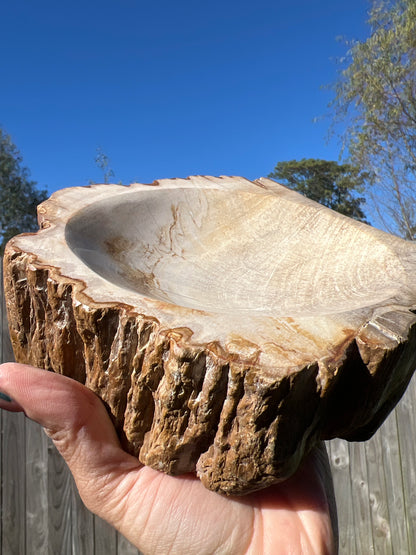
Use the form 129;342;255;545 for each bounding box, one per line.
0;392;12;403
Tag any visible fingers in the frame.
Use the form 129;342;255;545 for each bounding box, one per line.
0;363;338;554
0;363;140;507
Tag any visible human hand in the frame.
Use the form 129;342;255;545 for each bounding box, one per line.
0;363;338;554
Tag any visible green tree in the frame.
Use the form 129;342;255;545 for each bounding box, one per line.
0;128;47;254
330;0;416;239
268;158;369;222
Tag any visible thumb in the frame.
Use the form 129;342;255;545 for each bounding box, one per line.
0;363;140;509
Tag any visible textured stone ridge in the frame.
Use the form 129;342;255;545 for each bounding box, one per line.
2;248;320;493
3;176;416;495
4;246;416;495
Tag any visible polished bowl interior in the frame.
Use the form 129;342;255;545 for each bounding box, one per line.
65;187;403;317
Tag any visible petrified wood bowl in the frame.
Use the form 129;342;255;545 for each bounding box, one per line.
4;176;416;495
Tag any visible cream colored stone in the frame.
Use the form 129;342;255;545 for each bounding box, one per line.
3;176;416;494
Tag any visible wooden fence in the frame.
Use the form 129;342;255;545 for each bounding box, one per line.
1;256;416;554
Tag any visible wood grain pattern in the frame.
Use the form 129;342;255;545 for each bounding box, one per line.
48;439;73;553
395;375;416;553
365;430;391;552
71;486;95;554
379;411;409;553
327;439;356;553
93;517;118;555
25;418;48;554
325;374;416;554
1;411;26;555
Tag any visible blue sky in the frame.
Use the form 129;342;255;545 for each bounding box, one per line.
2;0;370;194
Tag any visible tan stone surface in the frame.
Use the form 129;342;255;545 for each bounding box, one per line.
3;176;416;494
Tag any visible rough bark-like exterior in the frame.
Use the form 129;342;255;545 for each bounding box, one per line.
3;176;416;495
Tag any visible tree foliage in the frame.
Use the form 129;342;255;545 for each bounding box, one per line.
331;0;416;239
268;158;368;222
0;128;47;254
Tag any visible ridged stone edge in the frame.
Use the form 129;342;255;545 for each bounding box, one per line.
4;245;416;495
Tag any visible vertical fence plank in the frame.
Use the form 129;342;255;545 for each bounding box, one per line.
380;408;409;555
71;481;95;555
93;515;117;555
2;411;26;555
351;441;375;553
25;420;49;554
365;430;392;554
327;439;356;554
48;442;73;553
395;376;416;554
